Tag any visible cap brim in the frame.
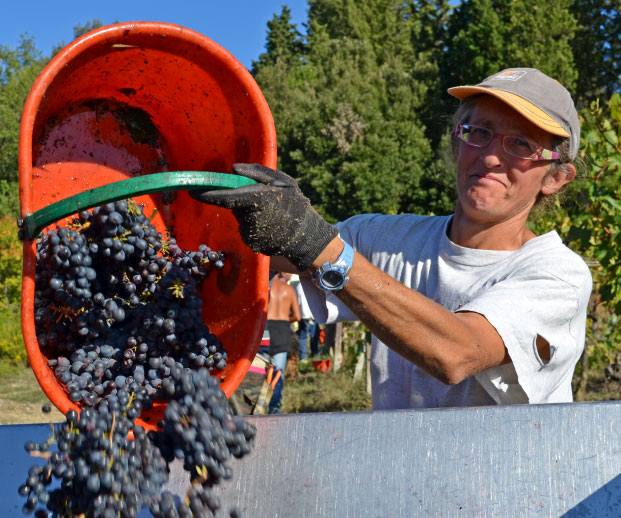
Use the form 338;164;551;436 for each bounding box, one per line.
447;86;569;138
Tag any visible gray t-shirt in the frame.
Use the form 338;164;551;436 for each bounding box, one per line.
302;214;592;408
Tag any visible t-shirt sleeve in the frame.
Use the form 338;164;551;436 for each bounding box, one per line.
301;277;358;323
461;261;591;404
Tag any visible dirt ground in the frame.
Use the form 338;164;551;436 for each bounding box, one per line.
0;367;64;424
575;373;621;403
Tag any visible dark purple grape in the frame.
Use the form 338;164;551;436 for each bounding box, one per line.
48;278;62;290
31;198;245;518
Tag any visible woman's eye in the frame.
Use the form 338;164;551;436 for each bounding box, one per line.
472;127;489;137
513;137;537;151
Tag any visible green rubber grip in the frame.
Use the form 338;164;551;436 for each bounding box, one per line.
24;171;255;239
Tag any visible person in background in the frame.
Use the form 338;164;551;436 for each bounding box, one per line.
295;281;320;360
191;68;592;409
266;271;301;413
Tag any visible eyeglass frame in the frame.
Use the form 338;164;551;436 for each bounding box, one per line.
454;123;561;161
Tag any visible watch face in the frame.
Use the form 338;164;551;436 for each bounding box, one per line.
321;269;344;289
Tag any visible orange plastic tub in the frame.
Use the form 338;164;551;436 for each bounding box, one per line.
19;22;276;429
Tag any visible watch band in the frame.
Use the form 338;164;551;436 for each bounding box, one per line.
312;239;355;291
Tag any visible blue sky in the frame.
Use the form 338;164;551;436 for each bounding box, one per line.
1;0;310;70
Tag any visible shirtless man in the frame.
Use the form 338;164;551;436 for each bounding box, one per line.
266;272;301;413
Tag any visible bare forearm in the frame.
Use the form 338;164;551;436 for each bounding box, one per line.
311;238;507;384
270;256;303;274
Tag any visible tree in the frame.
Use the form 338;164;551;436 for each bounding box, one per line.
254;0;452;222
571;0;621;103
252;7;305;72
51;19;105;56
405;0;452;146
0;36;47;188
442;0;578;93
0;21;104;214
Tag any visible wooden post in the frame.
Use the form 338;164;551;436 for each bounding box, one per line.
366;331;372;395
354;351;365;381
332;322;343;372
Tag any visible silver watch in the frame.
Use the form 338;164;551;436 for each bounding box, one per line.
312;239;354;291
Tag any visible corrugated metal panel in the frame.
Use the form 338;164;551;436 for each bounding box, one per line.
3;402;621;517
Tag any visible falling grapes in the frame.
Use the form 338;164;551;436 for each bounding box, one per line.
19;369;256;518
20;199;256;517
20;389;168;518
34;199;228;409
149;369;256;518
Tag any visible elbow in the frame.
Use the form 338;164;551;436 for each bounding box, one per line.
424;335;493;385
434;364;469;386
429;355;477;386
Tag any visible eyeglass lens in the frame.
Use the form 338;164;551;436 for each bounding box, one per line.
459;125;540;159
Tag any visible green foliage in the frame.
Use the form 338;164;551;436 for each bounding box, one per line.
341;321;369;375
531;93;621;371
0;35;43;83
570;94;621;312
0;18;118;368
51;19;105;56
73;19;105;38
0;215;22;307
252;7;305;71
0;304;26;364
255;0;452;222
0;38;47;184
443;0;579;92
0;5;619;382
0;180;19;217
0;215;24;365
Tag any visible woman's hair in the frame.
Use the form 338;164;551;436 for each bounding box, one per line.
449;95;585;207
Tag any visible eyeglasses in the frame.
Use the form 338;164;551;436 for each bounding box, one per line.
455;124;561;161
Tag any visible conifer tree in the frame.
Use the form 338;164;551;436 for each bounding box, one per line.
571;0;621;102
254;0;453;221
442;0;578;92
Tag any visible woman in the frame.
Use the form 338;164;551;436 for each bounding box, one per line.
191;68;592;409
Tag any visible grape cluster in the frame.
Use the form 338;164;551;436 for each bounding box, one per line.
22;199;257;517
150;368;256;518
20;388;168;518
19;368;256;518
33;200;228;409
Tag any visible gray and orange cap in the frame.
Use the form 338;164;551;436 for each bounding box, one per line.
448;68;580;159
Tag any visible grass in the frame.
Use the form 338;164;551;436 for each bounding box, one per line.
282;367;372;414
0;362;47;403
0;357;372;424
0;362;65;424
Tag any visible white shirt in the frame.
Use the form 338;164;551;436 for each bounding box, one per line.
302;214;592;408
295;282;314;320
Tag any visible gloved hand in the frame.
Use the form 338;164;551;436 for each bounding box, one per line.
189;163;338;272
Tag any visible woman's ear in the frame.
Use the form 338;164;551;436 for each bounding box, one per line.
541;163;576;195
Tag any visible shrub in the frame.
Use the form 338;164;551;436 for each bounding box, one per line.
0;304;25;364
0;214;22;306
531;93;621;387
0;214;25;364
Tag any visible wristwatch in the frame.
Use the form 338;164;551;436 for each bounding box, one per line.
312;239;355;291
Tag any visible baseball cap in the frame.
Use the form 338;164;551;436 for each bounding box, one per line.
448;68;580;159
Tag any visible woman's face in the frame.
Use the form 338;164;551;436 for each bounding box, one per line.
455;96;563;226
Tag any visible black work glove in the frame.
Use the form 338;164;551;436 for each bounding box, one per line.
189;163;338;272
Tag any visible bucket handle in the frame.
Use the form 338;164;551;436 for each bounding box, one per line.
22;171;255;239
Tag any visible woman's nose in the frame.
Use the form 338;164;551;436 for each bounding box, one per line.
481;135;504;166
